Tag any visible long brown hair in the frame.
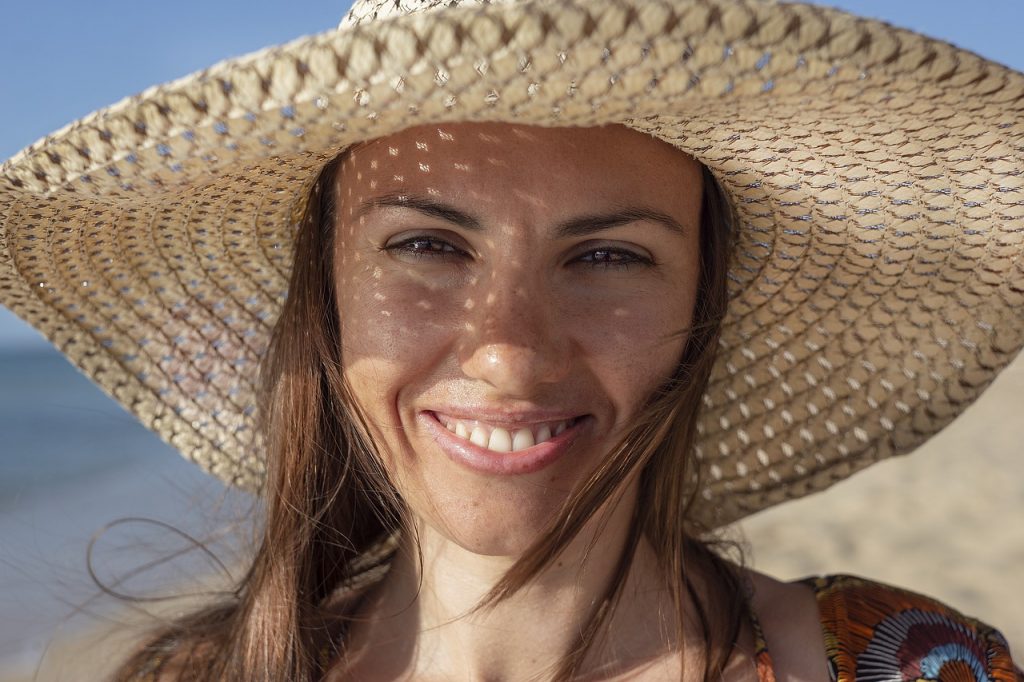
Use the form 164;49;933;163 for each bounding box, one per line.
115;139;740;681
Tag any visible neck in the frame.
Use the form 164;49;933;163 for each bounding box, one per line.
342;490;687;681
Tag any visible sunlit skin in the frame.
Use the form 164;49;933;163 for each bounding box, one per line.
334;122;701;555
329;123;827;681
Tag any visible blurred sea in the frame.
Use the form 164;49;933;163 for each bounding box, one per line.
0;349;180;503
0;347;253;679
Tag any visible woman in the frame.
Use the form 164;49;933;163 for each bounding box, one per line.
1;0;1020;680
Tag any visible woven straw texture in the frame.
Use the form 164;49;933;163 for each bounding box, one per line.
2;0;1023;527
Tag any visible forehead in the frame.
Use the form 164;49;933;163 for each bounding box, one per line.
335;122;703;222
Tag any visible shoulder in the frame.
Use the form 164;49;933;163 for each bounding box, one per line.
746;569;831;682
804;573;1022;682
745;570;1022;682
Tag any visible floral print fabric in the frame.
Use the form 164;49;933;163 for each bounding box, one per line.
751;574;1022;682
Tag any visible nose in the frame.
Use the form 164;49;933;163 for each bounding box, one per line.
457;273;572;397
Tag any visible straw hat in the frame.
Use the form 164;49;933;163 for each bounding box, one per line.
2;0;1022;528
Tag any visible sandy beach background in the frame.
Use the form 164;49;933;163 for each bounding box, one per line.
739;355;1024;655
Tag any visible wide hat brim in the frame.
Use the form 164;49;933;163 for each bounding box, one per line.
2;0;1022;528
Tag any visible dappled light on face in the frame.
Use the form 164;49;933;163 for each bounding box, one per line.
509;126;542;144
332;121;703;370
512;187;547;211
333;129;494;355
327;120;704;557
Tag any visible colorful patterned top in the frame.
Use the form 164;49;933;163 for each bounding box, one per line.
751;574;1023;682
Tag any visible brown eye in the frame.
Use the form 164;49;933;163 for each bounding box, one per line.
384;236;465;261
574;247;652;270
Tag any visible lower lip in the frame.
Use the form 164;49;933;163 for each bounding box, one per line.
419;411;590;476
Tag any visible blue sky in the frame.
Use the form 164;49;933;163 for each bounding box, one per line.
2;1;1023;349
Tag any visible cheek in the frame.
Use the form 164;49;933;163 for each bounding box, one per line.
336;273;469;505
337;271;459;416
570;286;695;419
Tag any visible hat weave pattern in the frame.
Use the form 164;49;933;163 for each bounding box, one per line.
2;0;1022;526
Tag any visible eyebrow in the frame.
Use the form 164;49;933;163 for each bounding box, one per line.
355;192;686;238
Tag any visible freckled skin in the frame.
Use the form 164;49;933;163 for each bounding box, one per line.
334;122;702;556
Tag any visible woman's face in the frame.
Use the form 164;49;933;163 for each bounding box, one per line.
334;122;702;556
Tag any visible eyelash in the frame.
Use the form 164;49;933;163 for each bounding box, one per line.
382;236;654;270
384;236;462;261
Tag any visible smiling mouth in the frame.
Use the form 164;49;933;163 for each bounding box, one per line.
431;412;585;454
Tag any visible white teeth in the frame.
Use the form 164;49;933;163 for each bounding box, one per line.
512;428;535;451
438;414;578;453
470;426;489;447
488;427;513;452
535;424;552;443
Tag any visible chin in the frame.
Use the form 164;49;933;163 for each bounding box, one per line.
408;473;578;558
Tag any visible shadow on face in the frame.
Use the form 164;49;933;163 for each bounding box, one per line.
331;122;704;556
